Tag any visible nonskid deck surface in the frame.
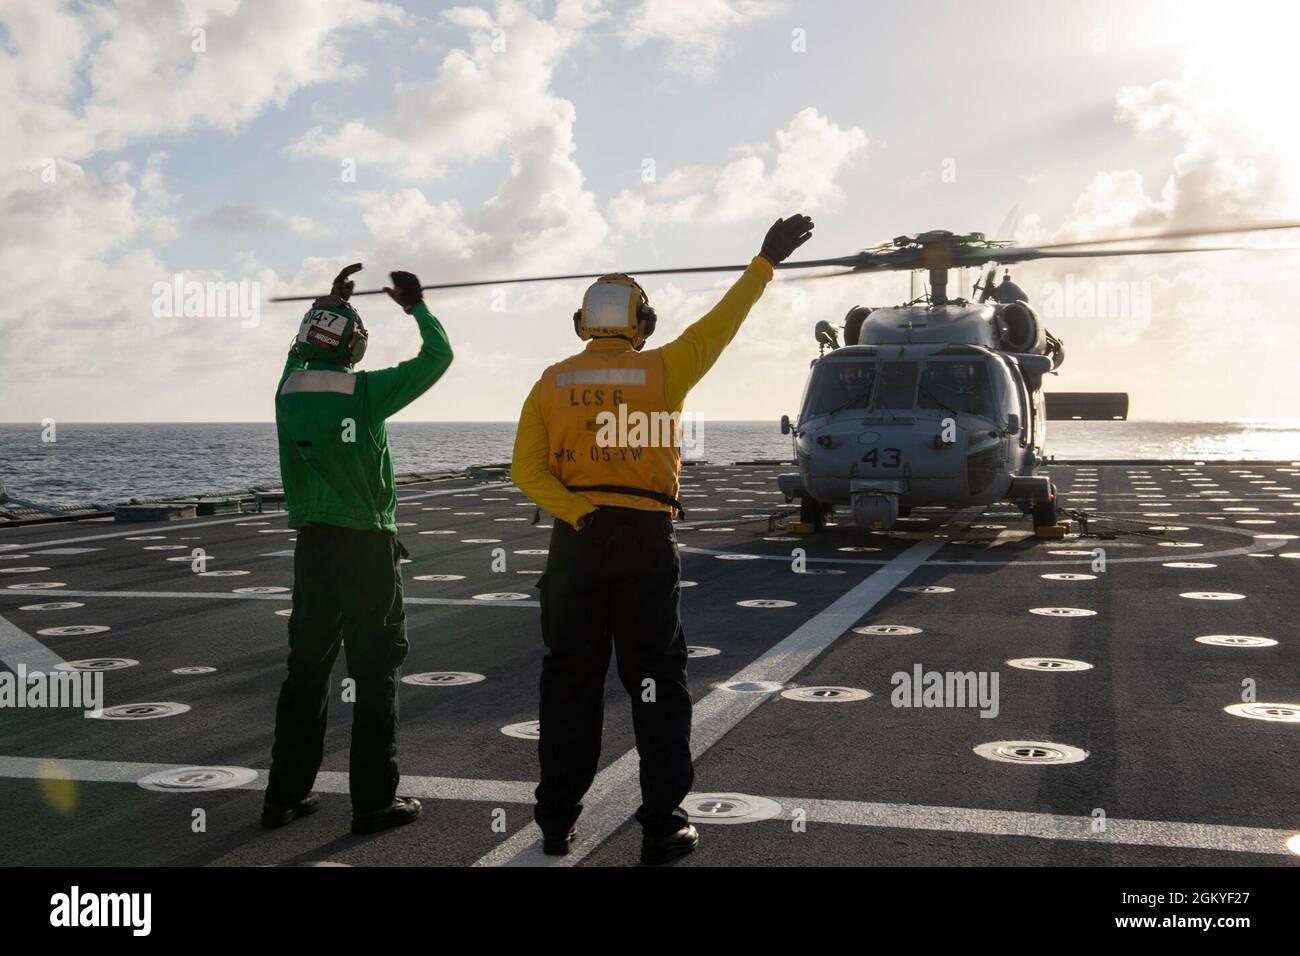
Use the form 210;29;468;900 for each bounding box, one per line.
0;462;1297;867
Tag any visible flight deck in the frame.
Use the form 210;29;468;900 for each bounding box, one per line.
0;461;1297;867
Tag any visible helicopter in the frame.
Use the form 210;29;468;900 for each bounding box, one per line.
271;218;1300;534
769;223;1299;533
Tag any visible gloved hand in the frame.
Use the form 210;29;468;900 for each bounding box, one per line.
331;262;363;301
384;271;425;313
759;214;815;266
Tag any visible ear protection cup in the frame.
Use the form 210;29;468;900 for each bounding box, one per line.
346;314;368;365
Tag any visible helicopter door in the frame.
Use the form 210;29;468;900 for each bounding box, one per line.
1004;357;1031;446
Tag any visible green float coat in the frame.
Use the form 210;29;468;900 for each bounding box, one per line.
275;302;453;532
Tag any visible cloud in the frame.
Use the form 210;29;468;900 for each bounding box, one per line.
620;0;781;77
1007;59;1300;417
289;1;612;280
289;0;604;178
0;0;398;169
194;204;329;237
609;107;869;231
0;157;247;391
0;1;397;419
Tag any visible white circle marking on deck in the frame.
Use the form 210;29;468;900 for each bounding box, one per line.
684;793;783;825
403;672;486;687
88;702;191;721
1195;635;1277;648
780;686;872;702
974;740;1088;765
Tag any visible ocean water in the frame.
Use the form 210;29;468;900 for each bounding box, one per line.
1;420;1297;506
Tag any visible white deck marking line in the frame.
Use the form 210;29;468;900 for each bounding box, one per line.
0;482;509;550
0;512;289;548
0;756;534;804
0;613;65;672
0;754;1291;858
681;535;1277;567
771;797;1297;856
396;481;511;502
2;588;537;609
473;508;980;868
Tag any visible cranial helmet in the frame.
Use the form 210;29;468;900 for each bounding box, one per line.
573;274;657;344
294;295;368;367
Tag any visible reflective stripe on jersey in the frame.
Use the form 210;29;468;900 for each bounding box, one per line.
280;369;357;396
555;368;648;387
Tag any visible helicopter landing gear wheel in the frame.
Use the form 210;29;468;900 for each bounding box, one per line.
1032;484;1061;526
799;494;829;531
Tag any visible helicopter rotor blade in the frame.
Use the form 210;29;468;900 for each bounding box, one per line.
992;243;1300;265
782;269;871;283
267;219;1300;303
1017;219;1300;252
268;254;871;303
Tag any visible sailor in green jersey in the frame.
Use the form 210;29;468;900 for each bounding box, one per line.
263;264;453;836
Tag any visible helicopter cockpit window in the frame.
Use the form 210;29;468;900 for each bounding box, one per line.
875;361;919;409
804;361;877;417
918;360;990;416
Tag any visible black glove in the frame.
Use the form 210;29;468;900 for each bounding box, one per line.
759;214;814;265
384;271;425;313
330;262;363;301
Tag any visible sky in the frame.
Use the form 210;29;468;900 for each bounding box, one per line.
2;0;1299;424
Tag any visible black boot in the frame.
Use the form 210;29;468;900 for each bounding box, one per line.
351;797;422;835
261;793;321;829
542;825;576;856
641;824;699;865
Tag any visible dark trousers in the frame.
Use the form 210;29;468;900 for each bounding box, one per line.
266;523;409;813
534;506;693;838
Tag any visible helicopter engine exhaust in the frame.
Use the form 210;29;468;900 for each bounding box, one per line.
997;301;1046;353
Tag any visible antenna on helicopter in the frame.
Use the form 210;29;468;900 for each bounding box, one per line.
978;205;1021;302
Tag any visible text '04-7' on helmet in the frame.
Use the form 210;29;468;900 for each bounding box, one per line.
294;296;369;367
573;274;657;343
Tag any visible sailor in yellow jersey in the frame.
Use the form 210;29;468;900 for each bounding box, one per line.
511;214;814;864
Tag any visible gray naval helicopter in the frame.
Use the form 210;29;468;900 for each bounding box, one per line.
272;218;1298;533
769;222;1299;533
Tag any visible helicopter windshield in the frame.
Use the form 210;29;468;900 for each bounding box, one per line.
918;359;990;416
875;361;919;409
804;361;877;416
